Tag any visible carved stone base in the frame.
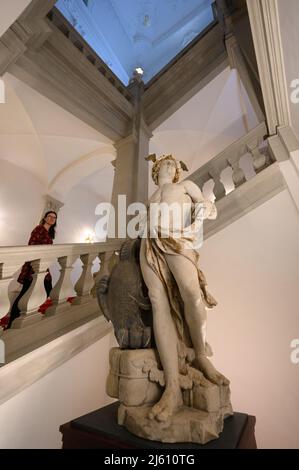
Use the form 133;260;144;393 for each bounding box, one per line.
118;404;230;445
107;347;233;445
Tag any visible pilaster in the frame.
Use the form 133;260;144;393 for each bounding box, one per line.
246;0;290;134
269;126;299;213
109;78;152;239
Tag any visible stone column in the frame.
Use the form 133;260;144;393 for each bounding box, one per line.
246;0;290;134
109;74;152;239
269;126;299;213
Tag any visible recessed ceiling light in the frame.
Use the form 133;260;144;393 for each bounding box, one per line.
135;67;144;76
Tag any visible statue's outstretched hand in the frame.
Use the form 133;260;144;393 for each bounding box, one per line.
205;200;217;220
194;200;217;221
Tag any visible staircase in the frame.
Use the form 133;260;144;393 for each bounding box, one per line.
188;122;285;239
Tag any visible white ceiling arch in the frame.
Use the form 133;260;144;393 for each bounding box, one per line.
49;145;115;199
0;75;47;185
149;67;259;195
1;73;114;201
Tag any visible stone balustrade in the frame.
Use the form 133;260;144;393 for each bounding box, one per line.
0;241;121;333
0;122;278;364
189;122;271;201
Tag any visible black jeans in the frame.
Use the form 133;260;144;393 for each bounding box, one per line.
6;278;52;329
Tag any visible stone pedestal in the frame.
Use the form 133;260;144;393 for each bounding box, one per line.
106;347;233;445
60;402;257;449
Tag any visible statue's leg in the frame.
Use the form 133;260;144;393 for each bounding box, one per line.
140;240;183;421
165;254;229;386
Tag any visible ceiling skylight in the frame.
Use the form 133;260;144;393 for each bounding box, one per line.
56;0;215;85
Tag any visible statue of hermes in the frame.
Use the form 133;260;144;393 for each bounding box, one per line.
140;154;229;423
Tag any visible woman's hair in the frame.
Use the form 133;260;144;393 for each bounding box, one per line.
40;211;57;239
152;155;181;186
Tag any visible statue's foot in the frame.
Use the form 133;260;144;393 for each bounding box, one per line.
148;385;183;422
195;355;230;386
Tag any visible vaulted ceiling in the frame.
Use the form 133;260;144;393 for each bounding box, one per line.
0;73;115;201
149;66;258;194
0;0;258;204
56;0;215;84
1;65;258;203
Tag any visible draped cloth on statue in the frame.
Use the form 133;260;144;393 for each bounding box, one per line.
144;218;217;353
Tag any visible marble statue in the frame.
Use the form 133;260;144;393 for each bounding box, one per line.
139;154;229;422
101;154;233;444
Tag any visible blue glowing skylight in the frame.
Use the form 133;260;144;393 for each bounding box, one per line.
56;0;215;85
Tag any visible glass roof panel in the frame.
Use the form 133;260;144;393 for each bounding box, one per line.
56;0;215;85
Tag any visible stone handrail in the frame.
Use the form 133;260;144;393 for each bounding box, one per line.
0;240;122;331
188;122;270;200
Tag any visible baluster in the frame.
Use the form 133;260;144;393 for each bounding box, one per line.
247;141;267;174
0;262;18;333
13;256;56;328
46;255;77;316
209;170;226;201
227;158;246;188
72;253;97;305
201;174;215;201
91;250;117;298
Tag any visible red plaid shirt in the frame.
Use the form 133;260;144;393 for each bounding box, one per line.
17;225;53;284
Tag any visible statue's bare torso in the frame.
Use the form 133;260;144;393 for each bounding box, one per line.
148;180;207;232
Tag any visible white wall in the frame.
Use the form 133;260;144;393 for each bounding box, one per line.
50;185;102;290
0;333;113;449
201;189;299;449
55;185;101;244
0;161;101;247
0;160;44;246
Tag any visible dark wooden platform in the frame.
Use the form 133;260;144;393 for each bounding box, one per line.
60;402;257;449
